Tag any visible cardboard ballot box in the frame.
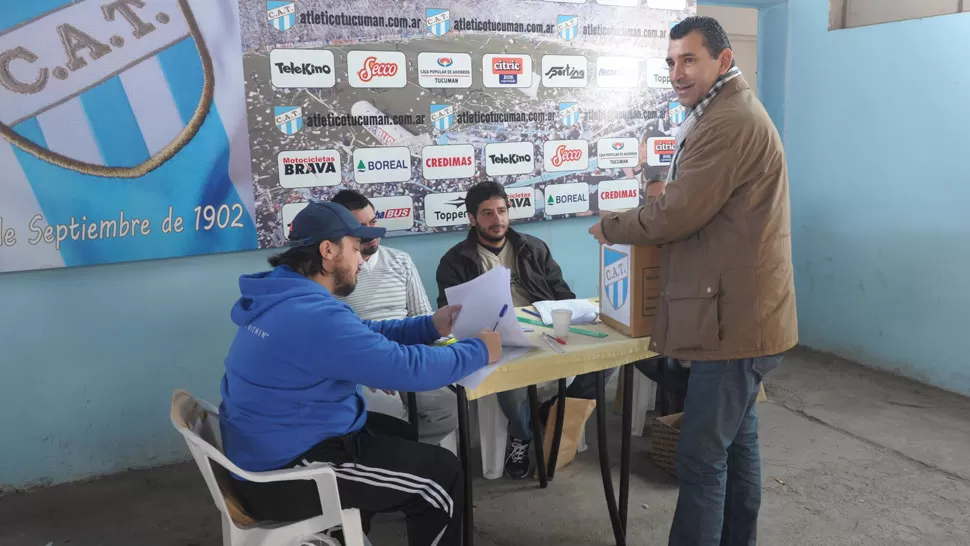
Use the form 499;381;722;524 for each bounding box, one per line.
599;243;662;338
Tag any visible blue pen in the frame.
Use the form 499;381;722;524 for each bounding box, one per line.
492;304;509;330
522;308;542;319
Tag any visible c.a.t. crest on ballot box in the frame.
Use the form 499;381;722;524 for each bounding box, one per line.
599;243;661;338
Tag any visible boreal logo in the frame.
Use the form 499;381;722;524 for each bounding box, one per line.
426;8;451;36
437;57;453;67
603;247;630;310
559;102;581;126
275;106;303;135
557;15;579;41
267;1;296;31
669;101;686;126
430;103;455;132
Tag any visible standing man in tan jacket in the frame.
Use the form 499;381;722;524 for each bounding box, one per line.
590;16;798;546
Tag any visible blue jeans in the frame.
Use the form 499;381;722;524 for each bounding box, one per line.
669;354;784;546
496;369;615;442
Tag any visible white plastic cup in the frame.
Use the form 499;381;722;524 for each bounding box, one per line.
551;309;573;339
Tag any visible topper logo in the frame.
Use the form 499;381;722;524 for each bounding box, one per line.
492;58;523;74
358;56;399;81
550;144;583;167
437;56;453;67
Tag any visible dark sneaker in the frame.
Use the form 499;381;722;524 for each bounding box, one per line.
505;437;532;479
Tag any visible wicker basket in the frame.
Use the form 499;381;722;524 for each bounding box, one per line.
650;412;683;475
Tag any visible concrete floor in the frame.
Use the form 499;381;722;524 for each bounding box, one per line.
2;347;970;546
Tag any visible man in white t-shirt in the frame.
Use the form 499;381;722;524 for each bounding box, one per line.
332;190;457;445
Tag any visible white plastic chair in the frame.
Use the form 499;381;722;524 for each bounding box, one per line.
169;390;367;546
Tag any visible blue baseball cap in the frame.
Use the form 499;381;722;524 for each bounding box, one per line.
287;201;386;247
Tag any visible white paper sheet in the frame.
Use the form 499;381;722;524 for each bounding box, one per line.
533;299;600;325
456;347;532;390
445;266;537;348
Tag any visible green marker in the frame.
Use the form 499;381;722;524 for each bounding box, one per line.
517;316;608;338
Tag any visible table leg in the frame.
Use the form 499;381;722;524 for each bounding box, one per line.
406;391;419;437
527;385;548;488
658;358;670;416
547;378;567;480
620;364;634;532
596;370;626;546
456;387;474;546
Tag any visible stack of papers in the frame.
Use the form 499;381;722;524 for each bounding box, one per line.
533;299;600;325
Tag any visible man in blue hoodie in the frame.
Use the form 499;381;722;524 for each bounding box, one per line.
220;201;501;546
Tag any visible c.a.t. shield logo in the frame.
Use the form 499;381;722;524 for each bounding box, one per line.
430;103;454;132
603;247;630;310
426;8;451;36
275;106;303;135
559;102;581;126
557;15;579;41
668;100;686;126
267;1;296;31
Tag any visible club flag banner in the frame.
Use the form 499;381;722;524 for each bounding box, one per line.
0;0;695;274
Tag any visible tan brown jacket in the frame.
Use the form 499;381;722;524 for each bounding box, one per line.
601;76;798;361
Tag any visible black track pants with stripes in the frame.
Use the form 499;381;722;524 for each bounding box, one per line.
231;412;463;546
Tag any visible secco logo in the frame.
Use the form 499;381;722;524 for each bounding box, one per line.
347;50;407;88
596;57;639;88
353;147;411;184
507;188;536;220
270;49;335;88
646;58;670;89
597;138;639;168
544;183;590;216
543;140;589;172
422;144;475;179
424;192;469;227
417;52;472;88
277;150;341;188
541;55;588;88
484;141;535;176
598;179;640;211
647;137;676;166
370;196;415;231
483;54;533;88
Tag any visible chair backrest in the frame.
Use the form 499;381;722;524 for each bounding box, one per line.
170;390;257;527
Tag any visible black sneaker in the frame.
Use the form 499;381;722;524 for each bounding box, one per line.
505;437;532;479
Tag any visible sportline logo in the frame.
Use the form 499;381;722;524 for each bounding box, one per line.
544;182;590;215
270;49;335;88
543;140;589;172
422;144;475;179
646;58;670;89
541;55;588;88
417;52;472;88
507;188;536;220
484;142;535;176
482;54;533;88
347;51;406;88
281;202;308;236
371;196;414;231
598;179;640;211
646;137;676;166
596;56;639;88
424;192;469;227
597;138;639;168
353;147;411;184
277;150;341;188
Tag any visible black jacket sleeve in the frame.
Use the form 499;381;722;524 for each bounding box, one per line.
538;240;576;300
435;250;466;309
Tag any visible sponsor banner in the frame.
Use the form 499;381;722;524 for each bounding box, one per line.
422;144;475;179
353;147;412;183
596;56;640;88
482;54;534;88
541;55;588;88
646;137;676;166
543;139;589;172
647;0;687;9
598;179;640;211
597;138;639;168
599;0;639;5
270;49;335;88
277;149;341;188
545;182;590;215
646;58;671;89
417;52;473;88
507;188;537;220
347;50;407;88
484;142;535;176
371;196;415;231
424;192;469;227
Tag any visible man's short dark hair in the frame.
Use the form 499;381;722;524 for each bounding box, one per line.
268;244;325;277
465;181;508;217
670;16;734;64
331;189;373;212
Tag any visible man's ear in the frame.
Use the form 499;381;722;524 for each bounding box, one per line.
718;48;734;75
467;214;478;228
318;239;336;260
